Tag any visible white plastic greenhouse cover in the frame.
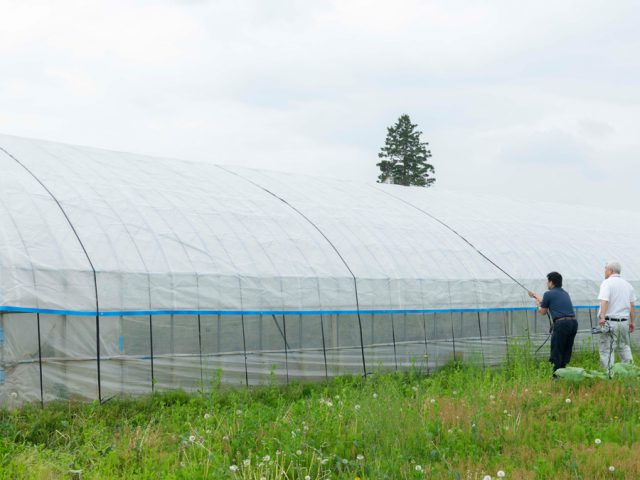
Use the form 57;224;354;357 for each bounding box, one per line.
1;133;639;315
1;133;639;405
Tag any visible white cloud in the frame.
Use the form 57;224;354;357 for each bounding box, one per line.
1;0;639;209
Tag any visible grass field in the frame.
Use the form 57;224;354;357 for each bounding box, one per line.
1;346;639;479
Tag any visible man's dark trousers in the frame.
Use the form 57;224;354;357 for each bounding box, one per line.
550;319;578;371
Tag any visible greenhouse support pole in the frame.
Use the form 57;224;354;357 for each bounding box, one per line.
282;315;290;384
450;312;457;361
391;314;398;371
241;315;249;387
422;313;430;375
503;311;510;366
588;309;596;352
197;314;204;388
36;313;44;408
149;315;155;393
476;312;485;368
320;314;328;380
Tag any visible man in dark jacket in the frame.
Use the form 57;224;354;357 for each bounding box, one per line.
528;272;578;374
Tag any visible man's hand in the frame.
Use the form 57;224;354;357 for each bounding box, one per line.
630;322;635;334
599;317;606;327
528;290;541;302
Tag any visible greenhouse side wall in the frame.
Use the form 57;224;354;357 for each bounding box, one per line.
0;308;616;406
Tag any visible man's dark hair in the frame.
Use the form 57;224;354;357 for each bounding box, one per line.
547;271;563;288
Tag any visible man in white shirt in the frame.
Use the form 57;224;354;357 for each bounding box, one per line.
598;261;637;371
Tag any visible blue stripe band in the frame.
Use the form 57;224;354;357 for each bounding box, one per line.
0;304;609;316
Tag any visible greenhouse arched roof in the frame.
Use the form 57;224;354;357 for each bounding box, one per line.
1;134;637;316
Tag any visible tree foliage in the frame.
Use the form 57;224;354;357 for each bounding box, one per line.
376;114;435;187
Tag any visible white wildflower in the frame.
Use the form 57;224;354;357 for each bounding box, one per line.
243;459;250;467
355;404;361;410
229;465;239;472
357;454;364;461
415;464;423;472
565;398;572;404
262;455;271;462
296;450;302;456
204;413;211;420
497;470;505;478
595;438;602;445
305;476;311;480
483;476;492;480
430;398;436;404
342;458;348;464
373;393;378;399
321;458;329;465
188;435;196;442
609;466;615;472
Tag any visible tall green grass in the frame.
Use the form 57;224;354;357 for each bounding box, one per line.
1;348;639;479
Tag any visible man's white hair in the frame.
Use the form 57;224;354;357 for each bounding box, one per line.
605;261;622;274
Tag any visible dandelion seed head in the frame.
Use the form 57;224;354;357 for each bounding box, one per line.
326;401;333;407
415;464;423;471
609;465;615;472
342;458;348;464
291;431;296;438
447;429;453;434
430;398;436;404
503;410;508;414
204;413;211;419
243;459;250;466
497;470;505;478
565;398;572;404
595;438;602;445
489;395;495;400
222;435;230;442
321;458;329;464
188;435;195;442
229;465;239;472
357;454;364;461
483;476;492;480
373;393;378;399
296;449;302;456
355;404;361;410
262;455;271;462
412;386;418;392
305;476;311;480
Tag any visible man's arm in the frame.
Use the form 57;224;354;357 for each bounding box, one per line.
630;302;635;333
528;290;548;316
599;300;608;326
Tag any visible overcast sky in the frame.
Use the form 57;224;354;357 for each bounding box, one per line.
1;0;639;210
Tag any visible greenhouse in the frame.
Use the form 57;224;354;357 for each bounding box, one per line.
1;133;639;406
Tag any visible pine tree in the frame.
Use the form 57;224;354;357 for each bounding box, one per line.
377;114;435;187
